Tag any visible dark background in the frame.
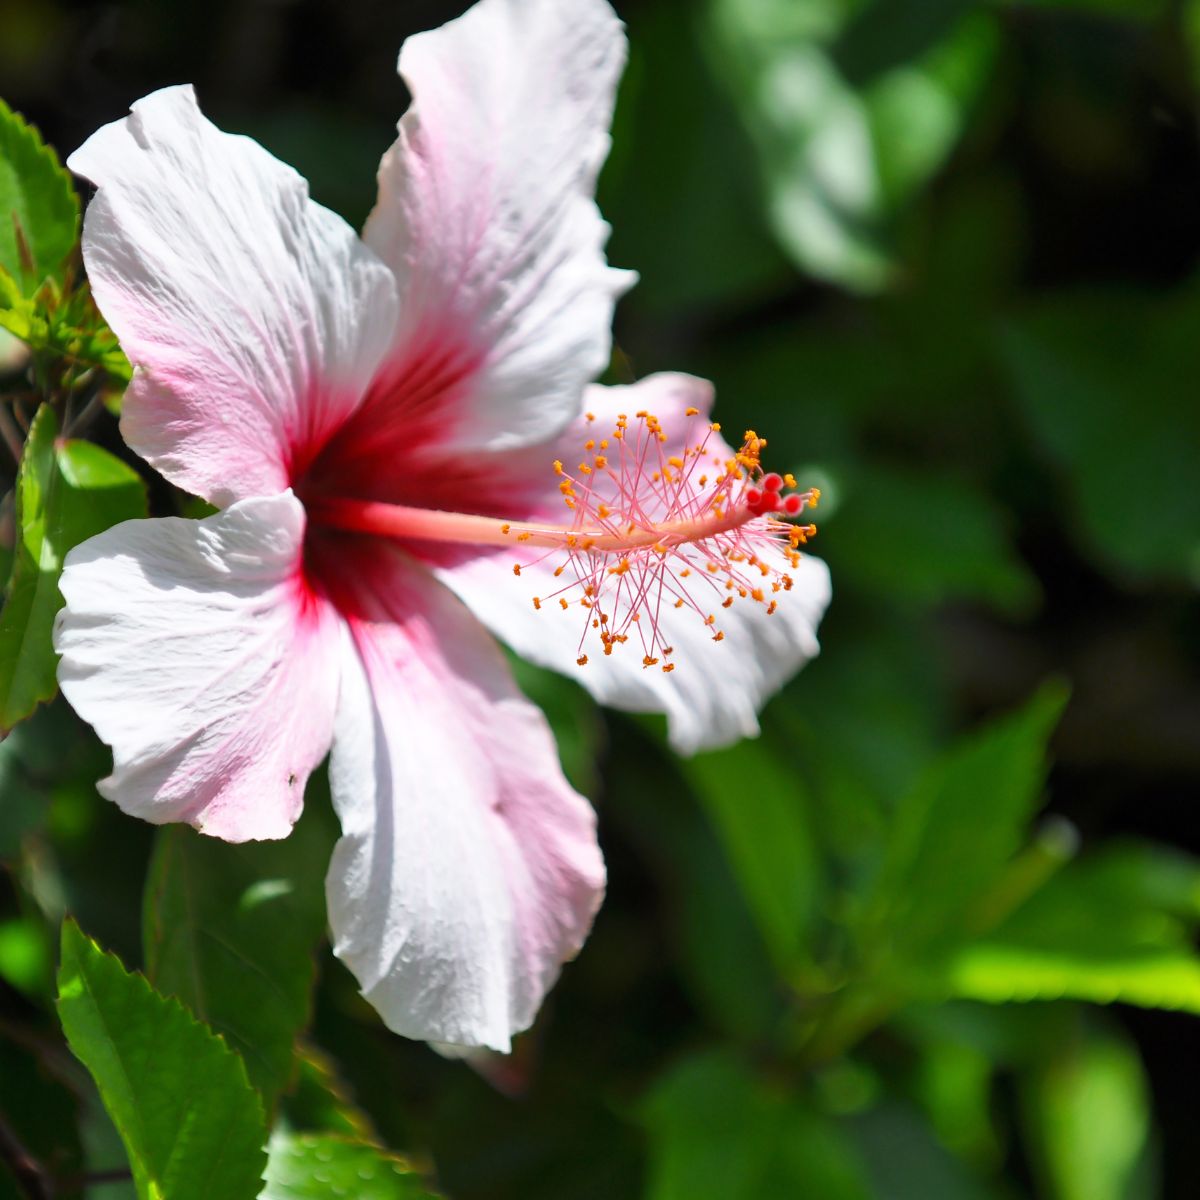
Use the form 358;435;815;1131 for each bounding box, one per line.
2;0;1199;1196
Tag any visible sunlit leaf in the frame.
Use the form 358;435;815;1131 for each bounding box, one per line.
706;0;998;290
143;799;334;1113
0;405;146;731
262;1133;439;1200
861;684;1068;967
0;98;78;295
56;919;267;1200
941;843;1200;1014
1021;1024;1156;1200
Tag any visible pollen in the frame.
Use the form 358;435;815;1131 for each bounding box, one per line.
501;412;820;666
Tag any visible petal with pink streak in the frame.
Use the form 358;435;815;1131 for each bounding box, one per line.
432;374;833;754
342;0;633;482
320;545;604;1051
54;493;341;842
68;85;398;506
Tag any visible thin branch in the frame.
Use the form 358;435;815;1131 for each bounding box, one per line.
0;1111;52;1200
63;392;106;440
0;404;23;465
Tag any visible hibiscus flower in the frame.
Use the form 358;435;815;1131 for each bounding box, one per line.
54;0;831;1051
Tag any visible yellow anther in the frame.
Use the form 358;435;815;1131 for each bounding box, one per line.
533;597;541;610
553;460;564;476
512;564;521;576
685;406;699;416
577;654;589;665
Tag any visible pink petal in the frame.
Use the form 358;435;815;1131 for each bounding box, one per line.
54;493;341;841
318;542;604;1051
68;86;398;507
311;0;633;499
432;374;833;753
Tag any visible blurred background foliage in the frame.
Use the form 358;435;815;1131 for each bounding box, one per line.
1;0;1200;1196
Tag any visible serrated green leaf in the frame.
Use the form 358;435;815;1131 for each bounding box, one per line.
680;737;820;971
0;99;78;295
861;684;1068;967
56;919;268;1200
279;1043;376;1141
262;1133;439;1200
143;802;334;1113
939;844;1200;1014
0;404;146;731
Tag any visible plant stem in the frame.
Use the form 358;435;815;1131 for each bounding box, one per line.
0;1111;52;1200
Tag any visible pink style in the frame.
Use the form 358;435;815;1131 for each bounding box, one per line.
53;0;831;1052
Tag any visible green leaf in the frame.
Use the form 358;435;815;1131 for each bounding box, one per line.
600;0;789;315
56;918;268;1200
507;656;603;798
0;404;146;731
143;800;334;1113
705;0;997;291
1000;289;1200;582
680;736;820;971
824;463;1040;615
262;1133;439;1200
940;843;1200;1014
0;99;78;295
862;684;1068;968
846;1102;992;1200
642;1050;872;1200
279;1043;376;1141
1021;1024;1155;1200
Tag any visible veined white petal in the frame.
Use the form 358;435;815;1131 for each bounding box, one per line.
323;547;604;1051
433;375;833;754
54;493;341;841
68;85;398;506
357;0;633;462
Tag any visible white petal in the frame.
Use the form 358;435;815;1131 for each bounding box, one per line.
323;549;604;1051
433;374;833;753
359;0;633;457
69;85;398;506
54;493;342;841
